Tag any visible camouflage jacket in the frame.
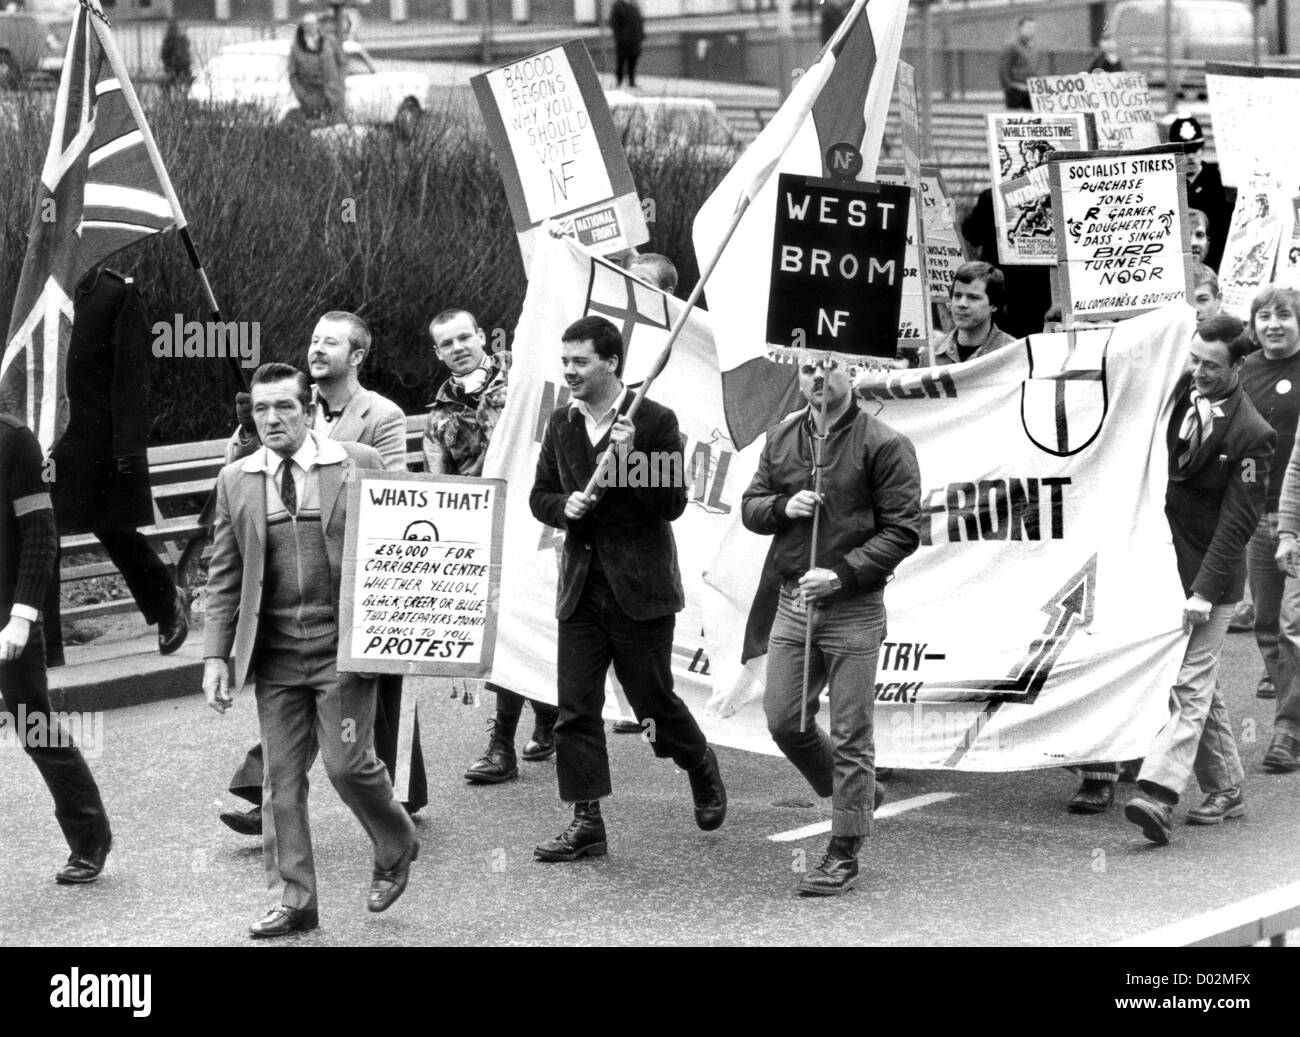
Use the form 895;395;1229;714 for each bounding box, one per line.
422;353;509;476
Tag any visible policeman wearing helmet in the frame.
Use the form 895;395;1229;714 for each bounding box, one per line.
1162;112;1234;271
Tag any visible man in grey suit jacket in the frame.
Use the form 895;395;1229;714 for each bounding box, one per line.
217;312;428;834
203;363;418;937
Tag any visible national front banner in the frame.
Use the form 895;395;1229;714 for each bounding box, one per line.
484;234;1202;771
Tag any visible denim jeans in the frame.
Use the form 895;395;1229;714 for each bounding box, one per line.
554;571;707;802
1137;604;1244;801
764;587;886;837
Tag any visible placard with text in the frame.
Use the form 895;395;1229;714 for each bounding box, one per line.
1049;145;1193;323
1028;71;1159;151
987;113;1088;266
472;39;648;271
766;174;910;361
339;471;506;676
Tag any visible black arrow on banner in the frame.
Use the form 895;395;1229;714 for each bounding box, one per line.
926;554;1098;766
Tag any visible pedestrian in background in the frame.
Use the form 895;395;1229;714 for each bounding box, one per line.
999;16;1040;110
1087;33;1124;73
610;0;646;90
288;11;345;124
160;18;192;92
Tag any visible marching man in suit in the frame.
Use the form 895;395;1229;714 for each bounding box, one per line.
528;316;726;861
203;363;418;937
217;312;427;835
1124;315;1274;844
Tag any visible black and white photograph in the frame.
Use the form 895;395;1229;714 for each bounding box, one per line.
0;0;1296;1004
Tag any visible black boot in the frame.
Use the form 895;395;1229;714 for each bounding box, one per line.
464;714;518;784
522;703;558;762
797;835;861;896
687;746;727;831
534;800;608;861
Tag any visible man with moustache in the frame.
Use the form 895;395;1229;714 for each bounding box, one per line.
1124;315;1272;843
203;364;419;936
742;358;921;894
217;311;427;835
424;308;560;782
529;315;726;860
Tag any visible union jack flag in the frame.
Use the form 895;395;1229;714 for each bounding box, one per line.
0;0;177;452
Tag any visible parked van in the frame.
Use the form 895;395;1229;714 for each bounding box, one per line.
1109;0;1271;97
0;0;73;88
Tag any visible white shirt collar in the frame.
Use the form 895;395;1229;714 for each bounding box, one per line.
568;385;627;424
240;428;346;472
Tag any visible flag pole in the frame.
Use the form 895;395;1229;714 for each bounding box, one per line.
799;356;832;734
85;0;244;388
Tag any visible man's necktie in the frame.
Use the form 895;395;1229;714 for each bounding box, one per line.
1177;390;1218;472
279;458;297;517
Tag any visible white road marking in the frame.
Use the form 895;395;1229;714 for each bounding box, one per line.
768;792;961;842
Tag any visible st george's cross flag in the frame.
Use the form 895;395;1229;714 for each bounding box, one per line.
691;0;910;449
1;0;179;452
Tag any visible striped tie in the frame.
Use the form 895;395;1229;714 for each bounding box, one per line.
1177;391;1216;472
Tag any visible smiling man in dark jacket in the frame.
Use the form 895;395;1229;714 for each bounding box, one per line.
1124;315;1273;845
742;359;921;896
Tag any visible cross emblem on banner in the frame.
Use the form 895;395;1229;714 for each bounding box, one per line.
583;258;671;386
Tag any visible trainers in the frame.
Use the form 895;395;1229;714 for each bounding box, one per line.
1186;787;1245;825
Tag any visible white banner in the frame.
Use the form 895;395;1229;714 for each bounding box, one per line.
485;234;1199;770
1219;167;1287;319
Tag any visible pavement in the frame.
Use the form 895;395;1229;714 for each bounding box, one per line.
1;620;1297;947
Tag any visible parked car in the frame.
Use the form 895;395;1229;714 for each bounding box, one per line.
605;92;743;161
1109;0;1270;98
0;0;72;89
189;38;430;129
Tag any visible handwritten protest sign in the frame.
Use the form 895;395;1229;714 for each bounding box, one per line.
897;60;921;187
878;165;966;343
1277;196;1300;291
472;40;649;270
1049;146;1192;323
1028;71;1159;150
767;174;910;362
339;472;506;676
1207;63;1300;189
1218;168;1286;318
987;113;1088;265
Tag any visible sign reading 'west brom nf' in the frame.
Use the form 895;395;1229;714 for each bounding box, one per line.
472;40;648;271
767;174;910;360
339;471;506;677
1050;146;1193;322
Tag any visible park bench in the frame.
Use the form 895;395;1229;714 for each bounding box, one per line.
57;414;429;624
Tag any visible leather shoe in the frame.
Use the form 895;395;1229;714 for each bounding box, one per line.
157;588;190;656
1124;794;1173;845
521;719;556;762
464;719;518;784
1186;787;1245;825
687;746;727;831
1067;778;1115;814
1263;732;1300;773
368;840;419;913
612;719;642;734
797;836;861;896
535;801;607;861
219;805;262;836
249;905;319;938
1257;674;1277;699
56;844;110;885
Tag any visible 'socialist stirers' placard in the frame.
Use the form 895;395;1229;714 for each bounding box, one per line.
339;471;506;676
1049;145;1193;323
472;39;649;271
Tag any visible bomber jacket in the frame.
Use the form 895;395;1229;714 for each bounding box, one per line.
742;402;922;600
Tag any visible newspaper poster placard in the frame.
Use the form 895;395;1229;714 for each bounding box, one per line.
1206;62;1300;190
1050;146;1192;323
987;113;1088;265
472;39;649;270
879;165;966;341
339;471;506;676
1027;71;1159;150
1277;196;1300;290
1218;168;1286;318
